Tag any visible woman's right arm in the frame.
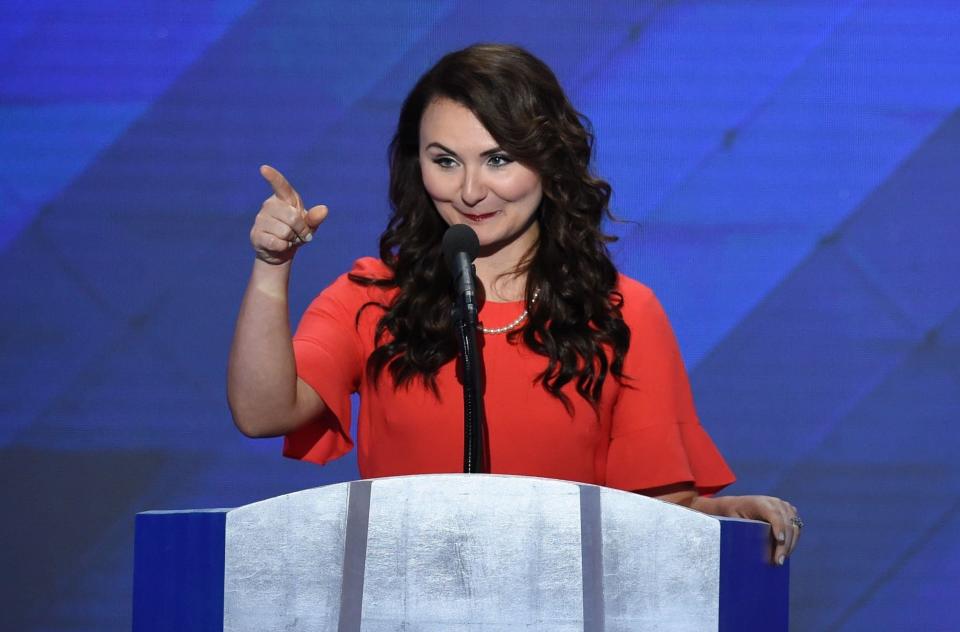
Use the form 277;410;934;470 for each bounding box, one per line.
227;166;329;437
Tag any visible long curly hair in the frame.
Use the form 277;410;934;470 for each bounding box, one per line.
350;43;630;409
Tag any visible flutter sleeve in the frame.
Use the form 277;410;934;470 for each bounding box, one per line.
282;260;375;465
605;279;735;495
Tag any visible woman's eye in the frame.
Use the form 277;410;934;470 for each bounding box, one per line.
488;154;513;167
433;156;458;168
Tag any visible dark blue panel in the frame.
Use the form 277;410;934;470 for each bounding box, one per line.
718;518;788;631
133;510;228;632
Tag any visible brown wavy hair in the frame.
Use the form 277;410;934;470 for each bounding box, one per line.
350;43;629;409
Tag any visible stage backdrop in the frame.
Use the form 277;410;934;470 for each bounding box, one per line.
2;2;958;630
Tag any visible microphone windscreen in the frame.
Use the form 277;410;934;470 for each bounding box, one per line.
441;224;480;271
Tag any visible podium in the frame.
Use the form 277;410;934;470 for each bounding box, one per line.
133;475;787;630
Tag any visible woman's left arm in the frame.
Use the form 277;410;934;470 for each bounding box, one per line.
643;483;801;566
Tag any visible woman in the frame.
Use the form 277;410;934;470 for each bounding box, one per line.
228;44;801;565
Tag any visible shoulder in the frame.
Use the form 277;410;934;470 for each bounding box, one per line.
324;257;394;296
614;273;678;345
615;273;658;316
309;257;397;318
346;256;393;280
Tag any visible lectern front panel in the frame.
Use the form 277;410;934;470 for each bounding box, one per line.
134;474;786;630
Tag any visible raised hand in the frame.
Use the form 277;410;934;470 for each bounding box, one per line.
251;165;329;264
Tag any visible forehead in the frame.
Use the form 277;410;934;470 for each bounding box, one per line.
419;98;497;150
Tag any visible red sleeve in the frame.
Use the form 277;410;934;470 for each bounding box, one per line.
282;258;384;465
605;279;735;495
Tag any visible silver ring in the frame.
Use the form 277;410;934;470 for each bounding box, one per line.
790;516;804;529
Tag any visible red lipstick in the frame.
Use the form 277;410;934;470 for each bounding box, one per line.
461;210;500;222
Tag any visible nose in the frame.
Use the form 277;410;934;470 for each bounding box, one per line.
460;167;488;207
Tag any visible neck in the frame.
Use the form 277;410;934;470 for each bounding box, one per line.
473;224;539;303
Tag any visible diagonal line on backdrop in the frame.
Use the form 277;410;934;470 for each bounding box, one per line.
7;283;189;445
1;0;265;254
840;239;928;333
825;495;960;631
763;300;960;498
38;218;124;318
252;3;459;177
564;0;670;90
623;0;866;232
688;96;960;372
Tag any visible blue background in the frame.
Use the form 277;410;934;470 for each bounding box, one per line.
2;1;958;629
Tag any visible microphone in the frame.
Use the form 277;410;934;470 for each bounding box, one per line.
441;224;480;325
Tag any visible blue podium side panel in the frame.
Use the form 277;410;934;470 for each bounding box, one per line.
718;517;789;631
133;509;229;632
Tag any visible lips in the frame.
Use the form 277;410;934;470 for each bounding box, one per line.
461;210;501;222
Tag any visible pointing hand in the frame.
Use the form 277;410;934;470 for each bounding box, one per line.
251;165;329;264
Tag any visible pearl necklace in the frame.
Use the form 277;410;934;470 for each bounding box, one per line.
478;290;540;335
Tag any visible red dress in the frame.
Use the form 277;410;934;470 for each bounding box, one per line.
285;257;734;494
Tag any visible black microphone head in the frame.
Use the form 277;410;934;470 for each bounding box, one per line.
441;224;480;271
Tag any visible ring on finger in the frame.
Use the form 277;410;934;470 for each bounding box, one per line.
790;516;804;529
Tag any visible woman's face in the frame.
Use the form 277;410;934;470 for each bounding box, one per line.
419;98;543;253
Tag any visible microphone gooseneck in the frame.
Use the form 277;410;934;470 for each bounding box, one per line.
441;224;486;474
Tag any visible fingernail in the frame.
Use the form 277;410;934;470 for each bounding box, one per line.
304;232;313;243
778;555;785;566
778;531;785;543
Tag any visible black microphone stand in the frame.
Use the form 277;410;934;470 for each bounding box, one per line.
450;256;486;473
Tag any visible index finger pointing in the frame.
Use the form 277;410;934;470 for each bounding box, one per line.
259;164;301;208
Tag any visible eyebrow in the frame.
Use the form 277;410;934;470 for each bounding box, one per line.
424;142;504;157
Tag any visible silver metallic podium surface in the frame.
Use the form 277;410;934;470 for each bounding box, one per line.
134;474;788;631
